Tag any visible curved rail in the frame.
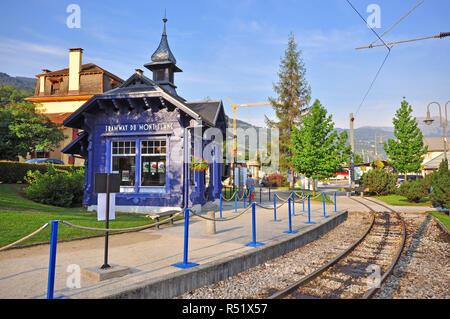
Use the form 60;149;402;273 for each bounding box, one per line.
268;197;406;299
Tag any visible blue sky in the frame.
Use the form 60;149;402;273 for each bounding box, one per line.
0;0;449;129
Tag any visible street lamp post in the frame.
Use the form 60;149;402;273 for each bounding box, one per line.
424;101;448;162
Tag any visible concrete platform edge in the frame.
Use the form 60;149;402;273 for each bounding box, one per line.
103;210;348;299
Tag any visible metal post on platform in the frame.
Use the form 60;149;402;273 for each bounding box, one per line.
292;193;297;216
284;198;298;234
171;208;199;269
218;193;224;220
259;187;262;204
302;192;305;212
47;220;59;299
245;203;264;247
334;192;337;212
272;194;280;222
268;187;271;201
234;191;237;214
323;193;329;218
305;195;315;224
244;190;246;208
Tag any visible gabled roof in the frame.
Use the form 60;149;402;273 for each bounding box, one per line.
185;100;225;127
423;137;450;152
36;63;123;83
63;70;224;128
423;151;450;169
43;112;73;125
61;131;88;155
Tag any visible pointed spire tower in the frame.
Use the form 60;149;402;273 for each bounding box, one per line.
144;12;182;95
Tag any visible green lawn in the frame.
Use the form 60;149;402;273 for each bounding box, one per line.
428;211;450;230
0;184;166;248
374;194;432;207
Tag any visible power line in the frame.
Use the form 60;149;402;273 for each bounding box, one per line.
356;32;450;50
345;0;391;52
355;49;391;115
370;0;425;47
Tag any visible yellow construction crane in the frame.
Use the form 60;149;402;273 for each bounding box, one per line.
225;96;271;187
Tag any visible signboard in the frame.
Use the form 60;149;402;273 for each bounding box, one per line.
94;173;120;193
97;193;115;221
104;122;175;134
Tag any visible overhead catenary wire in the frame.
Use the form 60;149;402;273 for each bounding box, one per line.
369;0;425;47
356;32;450;50
355;49;391;115
345;0;391;52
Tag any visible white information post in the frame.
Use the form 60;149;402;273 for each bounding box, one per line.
97;193;116;221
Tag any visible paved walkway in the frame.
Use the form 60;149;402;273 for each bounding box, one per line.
0;193;435;299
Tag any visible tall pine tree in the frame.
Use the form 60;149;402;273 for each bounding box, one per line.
384;98;427;180
290;100;351;195
266;32;311;187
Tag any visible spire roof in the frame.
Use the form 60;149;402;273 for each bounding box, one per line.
150;16;177;65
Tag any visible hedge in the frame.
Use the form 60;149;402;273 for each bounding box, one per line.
0;161;81;183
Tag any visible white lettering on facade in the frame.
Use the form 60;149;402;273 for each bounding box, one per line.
105;122;174;133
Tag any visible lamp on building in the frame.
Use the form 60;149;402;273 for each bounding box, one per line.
424;101;448;162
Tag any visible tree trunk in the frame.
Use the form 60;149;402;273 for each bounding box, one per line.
404;172;407;181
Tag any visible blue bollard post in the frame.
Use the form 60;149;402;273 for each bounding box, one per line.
305;195;315;224
218;193;224;220
244;190;247;208
235;191;237;214
272;194;280;222
47;220;59;299
302;192;305;212
292;193;297;216
334;191;337;212
323;193;329;218
284;198;298;234
245;203;264;247
172;208;199;269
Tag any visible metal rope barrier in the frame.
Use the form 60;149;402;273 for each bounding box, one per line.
0;223;50;251
222;191;237;201
188;205;252;222
60;212;182;233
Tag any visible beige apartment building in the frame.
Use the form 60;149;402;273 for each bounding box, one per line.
24;48;123;164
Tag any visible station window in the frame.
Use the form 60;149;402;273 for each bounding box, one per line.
141;140;166;186
111;141;136;186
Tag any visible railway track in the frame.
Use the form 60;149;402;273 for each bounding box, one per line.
268;197;406;299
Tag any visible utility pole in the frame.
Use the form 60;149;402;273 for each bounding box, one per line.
349;113;355;187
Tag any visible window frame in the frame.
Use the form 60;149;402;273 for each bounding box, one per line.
107;135;169;194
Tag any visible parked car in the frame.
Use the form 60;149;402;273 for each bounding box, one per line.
25;158;65;165
259;177;268;187
396;178;405;188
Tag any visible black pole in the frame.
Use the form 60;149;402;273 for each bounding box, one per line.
101;173;111;269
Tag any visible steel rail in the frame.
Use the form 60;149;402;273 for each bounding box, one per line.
358;197;407;299
267;197;406;299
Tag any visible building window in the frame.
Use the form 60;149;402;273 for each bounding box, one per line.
141;140;166;186
111;141;136;186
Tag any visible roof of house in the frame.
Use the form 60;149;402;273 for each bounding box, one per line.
423;137;450;152
63;71;225;129
423;151;450;169
43;112;73;125
36;63;123;83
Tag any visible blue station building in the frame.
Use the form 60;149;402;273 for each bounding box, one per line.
62;17;227;213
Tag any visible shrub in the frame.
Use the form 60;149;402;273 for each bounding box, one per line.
430;159;450;210
0;160;76;183
266;173;286;187
24;165;84;207
402;179;429;203
361;168;396;196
